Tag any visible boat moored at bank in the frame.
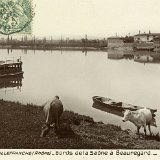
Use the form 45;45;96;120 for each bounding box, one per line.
0;57;23;77
92;96;157;116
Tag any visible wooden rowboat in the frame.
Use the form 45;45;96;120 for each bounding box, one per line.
92;96;157;116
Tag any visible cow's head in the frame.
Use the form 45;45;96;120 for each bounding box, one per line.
122;110;131;122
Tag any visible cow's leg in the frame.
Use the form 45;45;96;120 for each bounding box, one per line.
144;125;147;136
40;124;50;137
55;110;62;133
55;115;60;133
55;119;58;131
137;126;140;135
148;124;152;136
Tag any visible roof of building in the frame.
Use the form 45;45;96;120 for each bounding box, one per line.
134;33;160;37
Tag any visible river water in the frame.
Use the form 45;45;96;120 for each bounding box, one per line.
0;49;160;133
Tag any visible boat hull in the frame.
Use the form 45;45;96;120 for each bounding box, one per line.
92;96;157;127
0;58;23;78
92;96;157;114
0;71;24;78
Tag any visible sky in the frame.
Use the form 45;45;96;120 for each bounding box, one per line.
32;0;160;38
1;0;160;39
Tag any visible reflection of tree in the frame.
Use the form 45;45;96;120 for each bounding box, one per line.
0;0;34;35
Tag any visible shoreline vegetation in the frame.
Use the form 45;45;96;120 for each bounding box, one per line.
0;37;108;51
2;44;160;63
0;34;160;53
0;99;160;149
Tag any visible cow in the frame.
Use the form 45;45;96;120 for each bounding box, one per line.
40;96;63;137
122;108;153;136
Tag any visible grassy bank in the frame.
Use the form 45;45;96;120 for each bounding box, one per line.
0;99;160;149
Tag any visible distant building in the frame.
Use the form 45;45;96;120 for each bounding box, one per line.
153;36;160;52
134;31;160;43
107;36;124;48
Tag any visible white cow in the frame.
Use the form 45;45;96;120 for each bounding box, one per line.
40;96;63;137
122;108;153;136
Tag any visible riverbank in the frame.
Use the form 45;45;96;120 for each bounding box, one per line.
0;45;107;51
0;99;160;149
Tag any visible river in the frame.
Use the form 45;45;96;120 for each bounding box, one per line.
0;49;160;134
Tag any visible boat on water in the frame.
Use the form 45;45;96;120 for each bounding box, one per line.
92;96;157;116
0;58;23;77
92;97;157;127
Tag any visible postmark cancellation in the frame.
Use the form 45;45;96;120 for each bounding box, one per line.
0;0;34;35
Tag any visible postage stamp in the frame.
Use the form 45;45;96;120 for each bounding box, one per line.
0;0;33;35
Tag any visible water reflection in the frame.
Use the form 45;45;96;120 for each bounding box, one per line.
0;75;23;92
108;50;125;59
1;49;160;132
108;49;134;60
107;50;160;64
134;55;154;63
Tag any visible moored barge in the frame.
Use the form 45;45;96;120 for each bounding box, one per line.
0;58;23;77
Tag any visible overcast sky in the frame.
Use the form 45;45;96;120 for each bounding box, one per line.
1;0;160;39
32;0;160;38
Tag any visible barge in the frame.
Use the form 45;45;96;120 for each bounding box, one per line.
0;58;23;77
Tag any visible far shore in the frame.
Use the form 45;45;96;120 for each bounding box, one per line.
0;99;160;149
0;45;108;51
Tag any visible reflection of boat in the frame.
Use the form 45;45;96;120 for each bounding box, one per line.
92;96;157;115
0;75;23;89
92;96;157;127
134;55;154;63
0;58;23;77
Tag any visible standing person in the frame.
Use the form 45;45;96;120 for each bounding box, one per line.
40;96;63;137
